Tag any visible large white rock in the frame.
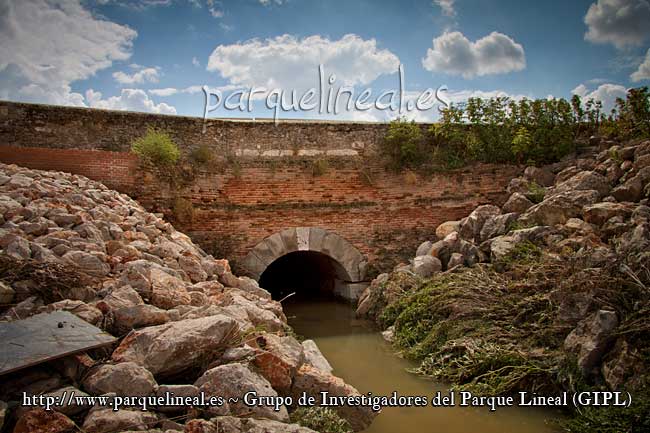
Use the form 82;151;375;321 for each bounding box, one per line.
111;314;238;377
564;310;618;375
412;255;442;278
302;339;333;374
195;363;289;422
82;362;157;396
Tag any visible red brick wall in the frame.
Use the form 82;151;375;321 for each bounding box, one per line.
0;146;139;193
0;102;523;277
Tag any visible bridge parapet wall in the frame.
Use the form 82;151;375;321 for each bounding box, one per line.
0;101;522;277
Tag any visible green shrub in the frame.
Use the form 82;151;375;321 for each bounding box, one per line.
381;118;426;170
172;197;194;223
311;158;329;177
389;90;649;170
131;128;180;166
511;126;533;163
291;407;352;433
526;181;546;204
190;145;213;165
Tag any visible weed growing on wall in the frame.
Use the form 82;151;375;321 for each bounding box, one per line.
311;158;329;176
189;144;213;166
172;197;194;223
131;127;180;166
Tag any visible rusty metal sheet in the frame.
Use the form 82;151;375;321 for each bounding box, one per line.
0;311;116;376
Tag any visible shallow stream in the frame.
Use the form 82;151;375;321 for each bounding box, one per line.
284;297;560;433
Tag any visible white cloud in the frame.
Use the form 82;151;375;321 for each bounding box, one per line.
207;34;400;91
95;0;173;9
571;82;627;113
631;49;650;81
148;88;179;97
584;0;650;49
259;0;288;5
434;0;456;17
0;1;179;115
207;0;223;17
192;57;200;67
113;66;160;85
86;88;176;114
446;88;529;103
0;0;136;105
148;85;203;97
422;31;526;79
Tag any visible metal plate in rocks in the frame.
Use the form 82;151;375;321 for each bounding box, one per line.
0;311;116;376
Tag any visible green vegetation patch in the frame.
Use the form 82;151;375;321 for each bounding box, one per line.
291;407;353;433
379;87;650;172
131;127;180;167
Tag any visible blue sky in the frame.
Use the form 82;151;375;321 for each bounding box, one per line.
1;0;649;121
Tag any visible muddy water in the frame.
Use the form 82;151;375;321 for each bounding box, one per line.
284;298;560;433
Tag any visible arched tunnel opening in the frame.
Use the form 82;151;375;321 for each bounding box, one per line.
258;251;349;301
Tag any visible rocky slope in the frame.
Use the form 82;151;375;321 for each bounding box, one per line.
0;163;375;433
358;139;650;431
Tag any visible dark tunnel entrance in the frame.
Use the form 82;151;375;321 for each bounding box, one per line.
258;251;349;301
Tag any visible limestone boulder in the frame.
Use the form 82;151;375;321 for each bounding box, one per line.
582;202;633;226
218;292;284;331
81;408;159;433
154;384;200;413
117;260;182;295
447;252;464;268
506;177;530;195
0;281;15;304
302;339;333;374
412;255;441;278
602;339;645;390
564;310;618;375
458;205;501;242
502;192;533;214
611;176;644;202
564;218;594;233
524;166;555;187
62;251;110;277
435;220;460;240
111;315;238;377
479;212;518;242
551;170;610;198
291;365;377;431
519;190;600;226
98;285;144;312
112;304;171;334
42;386;91;416
634;153;650;170
4;236;31;260
195;363;288;421
178;253;207;283
427;239;447;260
148;268;192;309
415;240;434;257
486;226;551;262
43;300;103;326
82;362;157;396
13;408;75;433
250;333;305;393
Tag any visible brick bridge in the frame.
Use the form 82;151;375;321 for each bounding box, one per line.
0;101;521;300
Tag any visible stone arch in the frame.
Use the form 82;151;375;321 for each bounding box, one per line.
240;227;368;300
